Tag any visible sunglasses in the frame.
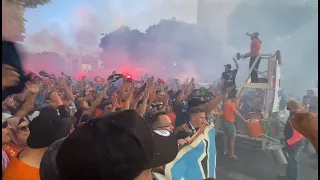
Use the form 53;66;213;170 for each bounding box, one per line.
2;121;8;129
18;125;29;131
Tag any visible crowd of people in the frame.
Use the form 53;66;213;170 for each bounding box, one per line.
1;50;231;179
2;38;318;180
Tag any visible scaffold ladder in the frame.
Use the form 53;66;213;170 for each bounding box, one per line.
235;52;280;150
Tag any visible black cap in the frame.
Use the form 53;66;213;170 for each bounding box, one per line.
56;110;178;180
27;106;72;149
40;137;66;180
188;97;208;108
252;32;259;37
224;64;232;69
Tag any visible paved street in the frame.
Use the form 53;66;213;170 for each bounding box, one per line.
215;136;318;180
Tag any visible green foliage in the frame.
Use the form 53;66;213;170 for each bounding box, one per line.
2;0;51;42
6;0;51;8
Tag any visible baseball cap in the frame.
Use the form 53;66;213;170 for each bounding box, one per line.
27;106;72;149
56;110;178;180
224;64;232;69
252;32;259;37
188;97;208;108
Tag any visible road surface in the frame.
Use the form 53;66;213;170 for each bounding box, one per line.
215;136;318;180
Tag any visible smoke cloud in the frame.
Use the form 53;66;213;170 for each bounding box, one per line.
15;0;318;94
22;0;203;80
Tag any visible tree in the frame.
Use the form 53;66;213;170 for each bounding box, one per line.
2;0;51;42
15;0;51;8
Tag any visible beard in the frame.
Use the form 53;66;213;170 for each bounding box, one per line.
6;106;17;114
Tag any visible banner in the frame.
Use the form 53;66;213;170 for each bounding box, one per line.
153;123;216;180
272;62;281;112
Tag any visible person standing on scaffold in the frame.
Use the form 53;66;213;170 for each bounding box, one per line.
243;32;262;83
221;58;239;98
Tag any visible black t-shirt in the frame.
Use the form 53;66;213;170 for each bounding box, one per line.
175;123;199;139
173;101;189;128
221;70;237;89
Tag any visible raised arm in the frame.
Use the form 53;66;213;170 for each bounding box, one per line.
13;83;40;118
175;78;194;104
61;83;75;102
84;85;108;116
50;92;70;118
137;90;149;117
123;86;134;110
204;88;231;116
233;58;239;72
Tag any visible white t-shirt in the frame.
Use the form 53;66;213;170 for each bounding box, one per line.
27;111;40;121
2;113;12;122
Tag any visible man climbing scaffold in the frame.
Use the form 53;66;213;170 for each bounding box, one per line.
235;32;282;150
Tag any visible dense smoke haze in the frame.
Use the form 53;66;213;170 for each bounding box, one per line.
23;0;198;53
3;0;318;95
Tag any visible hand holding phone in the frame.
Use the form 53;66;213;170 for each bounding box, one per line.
138;83;147;93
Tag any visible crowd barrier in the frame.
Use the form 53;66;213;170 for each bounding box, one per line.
153;123;216;180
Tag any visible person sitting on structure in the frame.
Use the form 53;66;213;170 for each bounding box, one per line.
244;32;262;83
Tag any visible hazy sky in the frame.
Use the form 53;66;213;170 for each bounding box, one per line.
22;0;318;93
23;0;198;51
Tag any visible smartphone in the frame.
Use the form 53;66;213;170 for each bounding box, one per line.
138;83;147;93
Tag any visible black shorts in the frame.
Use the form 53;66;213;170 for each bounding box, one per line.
223;86;237;99
223;121;236;138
